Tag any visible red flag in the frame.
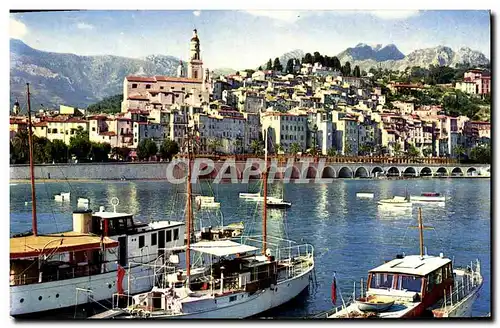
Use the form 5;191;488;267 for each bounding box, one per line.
117;265;126;295
331;276;337;305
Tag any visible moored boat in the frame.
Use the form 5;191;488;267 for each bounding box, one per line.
410;193;446;203
356;192;374;199
378;196;412;208
319;208;483;319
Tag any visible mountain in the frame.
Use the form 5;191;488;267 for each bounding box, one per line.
10;39;180;110
337;43;405;64
335;44;489;71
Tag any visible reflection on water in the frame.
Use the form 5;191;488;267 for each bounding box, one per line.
9;178;490;317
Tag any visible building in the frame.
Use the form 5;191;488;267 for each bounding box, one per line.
132;122;164;149
261;112;308;153
33;116;88;145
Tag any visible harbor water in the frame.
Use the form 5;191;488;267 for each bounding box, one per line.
9;178;491;318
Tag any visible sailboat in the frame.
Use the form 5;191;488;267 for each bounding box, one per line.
10;84;186;317
103;128;315;319
320;208;483;318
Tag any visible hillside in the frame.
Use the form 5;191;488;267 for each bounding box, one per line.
10;39;179;110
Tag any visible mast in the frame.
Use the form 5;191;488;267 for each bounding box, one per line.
418;207;424;258
262;129;268;255
26;83;38;236
185;125;194;282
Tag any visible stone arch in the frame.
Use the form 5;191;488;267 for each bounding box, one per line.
338;167;353;178
305;166;317;179
451;167;463;176
403;167;417;177
321;166;336;179
435;167;448;176
420;167;433;177
467;167;477;176
283;165;301;180
371;166;384;178
386;166;400;177
354;167;369;178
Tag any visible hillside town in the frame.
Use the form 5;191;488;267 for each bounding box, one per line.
9;29;491;164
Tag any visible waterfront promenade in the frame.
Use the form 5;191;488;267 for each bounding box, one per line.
10;156;490;181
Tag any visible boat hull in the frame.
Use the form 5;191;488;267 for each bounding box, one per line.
410;196;446;203
10;265;155;317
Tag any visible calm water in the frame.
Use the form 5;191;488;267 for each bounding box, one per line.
10;178;491;317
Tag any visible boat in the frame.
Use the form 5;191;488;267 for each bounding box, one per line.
266;197;292;209
101;127;315;319
239;192;261;199
356;192;374;199
320;208;483;318
10;84;186;317
195;195;220;209
77;197;89;204
54;192;70;202
378;196;412;208
410;193;446;203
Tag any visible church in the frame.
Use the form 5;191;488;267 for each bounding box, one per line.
121;29;211;113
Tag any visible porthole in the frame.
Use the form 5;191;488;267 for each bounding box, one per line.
20;298;24;303
38;296;43;301
56;294;59;298
108;284;112;289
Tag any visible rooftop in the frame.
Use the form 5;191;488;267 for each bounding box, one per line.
190;240;258;257
370;254;451;276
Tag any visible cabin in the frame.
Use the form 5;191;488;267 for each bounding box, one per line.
366;254;453;316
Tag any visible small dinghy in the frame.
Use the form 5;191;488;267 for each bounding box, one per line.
356;296;395;312
357;192;374;199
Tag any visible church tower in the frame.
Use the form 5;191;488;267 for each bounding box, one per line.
188;29;203;80
12;100;20;115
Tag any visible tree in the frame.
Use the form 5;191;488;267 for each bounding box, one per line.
313;52;323;65
303;53;313;64
266;59;272;70
358;143;371;156
453;145;466;163
331;56;341;71
159;139;180;161
407;144;420;157
258;66;262;71
274;143;283;154
342;61;351;76
353;65;361;78
285;59;294;74
137;139;158;161
289;142;301;155
87;94;123;114
393;143;402;156
46;139;68;163
250;140;263;155
470;145;490;164
422;147;433;157
90;142;111;162
69;126;91;162
327;148;337;157
273;57;283;72
33;136;50;164
111;147;131;161
343;143;352;156
11;130;29;164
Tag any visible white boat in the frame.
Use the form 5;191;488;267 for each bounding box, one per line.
321;209;483;319
356;192;374;199
378;196;412;208
54;193;70;202
101;126;314;319
77;197;89;204
410;192;446;203
195;196;220;208
266;197;292;209
239;192;261;199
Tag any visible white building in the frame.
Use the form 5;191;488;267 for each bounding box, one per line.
261;112;308;153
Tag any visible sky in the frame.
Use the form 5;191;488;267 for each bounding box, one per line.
9;10;491;70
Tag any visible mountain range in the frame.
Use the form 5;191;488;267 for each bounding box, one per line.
10;39;490;110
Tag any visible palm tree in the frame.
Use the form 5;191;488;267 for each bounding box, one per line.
344;143;352;156
407;144;420;158
289;142;301;155
250;139;262;155
453;145;466;163
274;143;283;154
422;147;432;157
208;138;223;154
327;148;337;157
393;142;402;156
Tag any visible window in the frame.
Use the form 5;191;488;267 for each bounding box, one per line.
370;273;394;290
151;233;157;246
229;295;237;302
194;71;198;79
160;86;164;90
146;85;151;89
139;235;145;248
92;127;96;131
166;230;172;242
173;228;179;240
132;83;137;88
397;275;422;292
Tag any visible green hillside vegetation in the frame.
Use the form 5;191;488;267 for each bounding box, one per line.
87;94;123;114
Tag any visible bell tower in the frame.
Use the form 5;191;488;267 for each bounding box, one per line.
188;29;203;80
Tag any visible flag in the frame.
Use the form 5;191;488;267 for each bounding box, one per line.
331;276;337;305
117;265;126;295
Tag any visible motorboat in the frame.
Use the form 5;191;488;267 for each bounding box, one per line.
410;193;446;203
320;209;483;318
266;197;292;209
195;196;220;208
54;192;70;202
378;196;412;208
356;192;374;199
238;193;261;199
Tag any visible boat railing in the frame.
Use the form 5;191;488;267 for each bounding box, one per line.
240;235;314;261
441;261;482;311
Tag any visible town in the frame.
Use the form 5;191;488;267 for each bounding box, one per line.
9;29;491;166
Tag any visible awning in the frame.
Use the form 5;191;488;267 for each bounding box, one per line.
190;240;258;257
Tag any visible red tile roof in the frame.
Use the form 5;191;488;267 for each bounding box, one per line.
99;131;117;136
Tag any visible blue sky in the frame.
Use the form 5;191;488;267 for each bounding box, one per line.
10;10;491;69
